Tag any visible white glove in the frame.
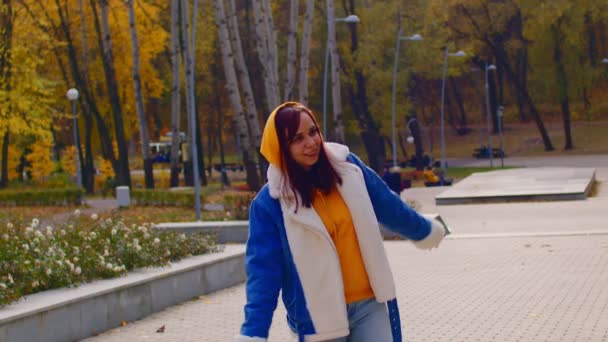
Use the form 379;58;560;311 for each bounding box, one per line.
234;335;267;342
413;219;446;250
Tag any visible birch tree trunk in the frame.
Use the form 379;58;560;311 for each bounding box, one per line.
169;0;182;187
284;0;298;101
127;0;153;189
252;0;279;112
180;0;202;190
226;0;265;180
214;0;260;191
98;0;131;186
261;0;279;101
326;0;344;143
298;0;314;104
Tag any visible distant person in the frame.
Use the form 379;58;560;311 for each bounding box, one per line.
237;102;448;342
423;166;441;187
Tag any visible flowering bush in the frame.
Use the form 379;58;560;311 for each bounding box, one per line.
0;210;221;307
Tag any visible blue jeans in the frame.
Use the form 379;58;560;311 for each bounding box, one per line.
323;298;392;342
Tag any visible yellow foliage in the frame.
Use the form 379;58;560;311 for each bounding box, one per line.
0;145;22;181
26;137;55;180
61;146;77;176
97;156;115;181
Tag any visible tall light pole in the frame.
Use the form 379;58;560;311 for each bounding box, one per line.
439;48;465;185
322;14;360;138
66;88;81;188
390;30;422;167
484;63;497;167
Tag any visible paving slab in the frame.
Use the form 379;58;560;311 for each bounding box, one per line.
82;236;608;342
435;167;596;205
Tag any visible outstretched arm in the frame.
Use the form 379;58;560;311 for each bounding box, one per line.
347;153;445;249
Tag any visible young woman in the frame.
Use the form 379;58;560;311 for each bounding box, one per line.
237;102;446;342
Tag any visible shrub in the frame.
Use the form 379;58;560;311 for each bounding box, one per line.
0;211;222;307
0;188;83;206
131;188;205;207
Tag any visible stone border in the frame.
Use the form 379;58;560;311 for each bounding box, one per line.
0;245;245;342
153;214;446;242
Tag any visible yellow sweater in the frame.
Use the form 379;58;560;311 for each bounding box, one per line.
312;187;374;304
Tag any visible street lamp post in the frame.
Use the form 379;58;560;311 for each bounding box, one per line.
497;105;505;167
439;48;466;185
66;88;81;188
484;63;497;167
322;14;360;138
390;30;422;167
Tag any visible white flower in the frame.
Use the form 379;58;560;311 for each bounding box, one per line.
73;257;79;263
45;226;53;235
74;209;81;216
143;233;150;240
90;232;97;239
179;234;186;241
74;267;82;275
106;263;113;270
25;227;33;234
103;249;109;257
2;234;8;241
35;230;43;238
135;244;142;252
7;274;14;284
6;222;13;229
32;218;40;227
138;226;147;233
153;238;160;245
91;213;99;220
22;244;29;252
133;238;139;245
60;229;66;236
111;229;117;236
24;260;30;265
0;283;6;290
105;218;113;224
73;247;80;254
31;280;39;288
45;268;52;276
56;260;63;267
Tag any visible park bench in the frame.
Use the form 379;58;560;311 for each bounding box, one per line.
473;146;505;159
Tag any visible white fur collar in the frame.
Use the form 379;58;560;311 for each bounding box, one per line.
266;142;350;199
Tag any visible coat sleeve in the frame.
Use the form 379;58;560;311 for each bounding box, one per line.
347;153;432;241
239;194;284;339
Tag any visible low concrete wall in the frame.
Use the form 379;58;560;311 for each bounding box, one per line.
0;245;245;342
154;214;446;242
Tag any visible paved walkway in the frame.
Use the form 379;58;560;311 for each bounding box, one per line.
82;155;608;341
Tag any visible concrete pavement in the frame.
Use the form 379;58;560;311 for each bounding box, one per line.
82;155;608;342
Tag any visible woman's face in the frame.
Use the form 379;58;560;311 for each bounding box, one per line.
288;112;321;170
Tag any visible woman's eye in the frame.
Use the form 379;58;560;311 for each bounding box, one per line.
309;128;318;136
292;135;303;143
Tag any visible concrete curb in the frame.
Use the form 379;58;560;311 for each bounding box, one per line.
0;245;245;342
153;214;446;242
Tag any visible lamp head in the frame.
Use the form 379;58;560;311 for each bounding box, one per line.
487;64;497;70
406;136;415;144
66;88;79;101
341;15;360;23
602;58;608;64
405;34;423;41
